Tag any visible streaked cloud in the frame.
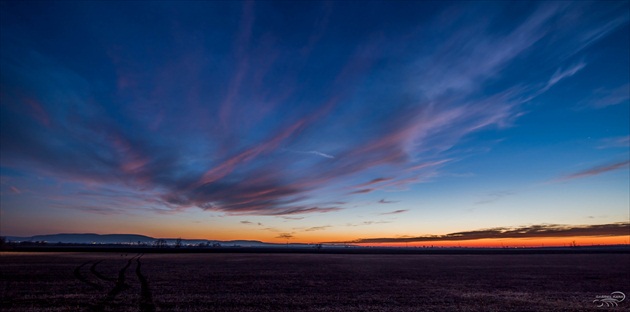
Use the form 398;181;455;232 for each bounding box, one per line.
276;233;294;240
555;160;629;182
55;204;131;216
598;136;630;149
349;189;374;195
545;61;586;90
475;191;514;205
354;178;393;188
346;220;392;227
281;216;304;221
1;1;627;220
379;209;407;214
284;149;335;159
588;84;630;109
335;223;630;243
303;226;331;232
576;12;629;53
378;199;400;205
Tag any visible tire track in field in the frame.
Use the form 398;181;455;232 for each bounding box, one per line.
135;255;156;312
90;260;117;282
73;261;104;291
93;254;139;312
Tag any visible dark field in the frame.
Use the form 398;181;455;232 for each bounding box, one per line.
1;252;629;311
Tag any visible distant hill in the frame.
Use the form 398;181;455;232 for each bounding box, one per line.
7;233;156;244
4;233;294;247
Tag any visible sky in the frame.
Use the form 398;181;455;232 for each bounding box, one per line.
1;1;629;247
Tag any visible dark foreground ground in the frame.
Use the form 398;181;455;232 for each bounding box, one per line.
1;252;628;311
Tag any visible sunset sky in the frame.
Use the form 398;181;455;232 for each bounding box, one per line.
1;1;628;247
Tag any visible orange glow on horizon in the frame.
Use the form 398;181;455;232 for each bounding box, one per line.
354;236;630;248
63;220;628;248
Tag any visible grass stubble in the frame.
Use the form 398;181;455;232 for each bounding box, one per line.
0;252;628;311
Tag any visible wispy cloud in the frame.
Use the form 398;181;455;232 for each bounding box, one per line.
346;220;391;227
545;61;586;90
281;216;304;220
54;204;131;216
333;223;630;243
276;233;294;240
378;199;400;204
23;98;51;127
414;3;561;98
303;226;331;232
354;178;393;189
587;84;630;109
474;191;514;205
554;160;629;182
349;189;374;195
379;209;407;215
308;151;334;159
1;1;626;218
284;149;335;159
577;13;629;53
598;136;630;149
218;0;255;128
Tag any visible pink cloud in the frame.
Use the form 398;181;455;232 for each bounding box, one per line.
349;188;374;195
379;209;407;214
353;177;393;188
24;98;50;127
109;134;150;176
555;160;629;182
198;95;340;187
378;200;401;205
219;1;255;127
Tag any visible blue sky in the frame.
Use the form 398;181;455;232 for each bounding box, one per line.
1;1;628;244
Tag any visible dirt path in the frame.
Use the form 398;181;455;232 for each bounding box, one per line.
72;254;155;311
92;254;139;312
73;261;103;291
90;260;117;282
135;255;156;312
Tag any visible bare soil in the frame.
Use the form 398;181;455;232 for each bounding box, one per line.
1;252;628;311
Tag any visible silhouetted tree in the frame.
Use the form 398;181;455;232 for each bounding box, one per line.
175;237;182;248
154;239;167;248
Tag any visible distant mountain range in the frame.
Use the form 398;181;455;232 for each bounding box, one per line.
4;233;301;247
